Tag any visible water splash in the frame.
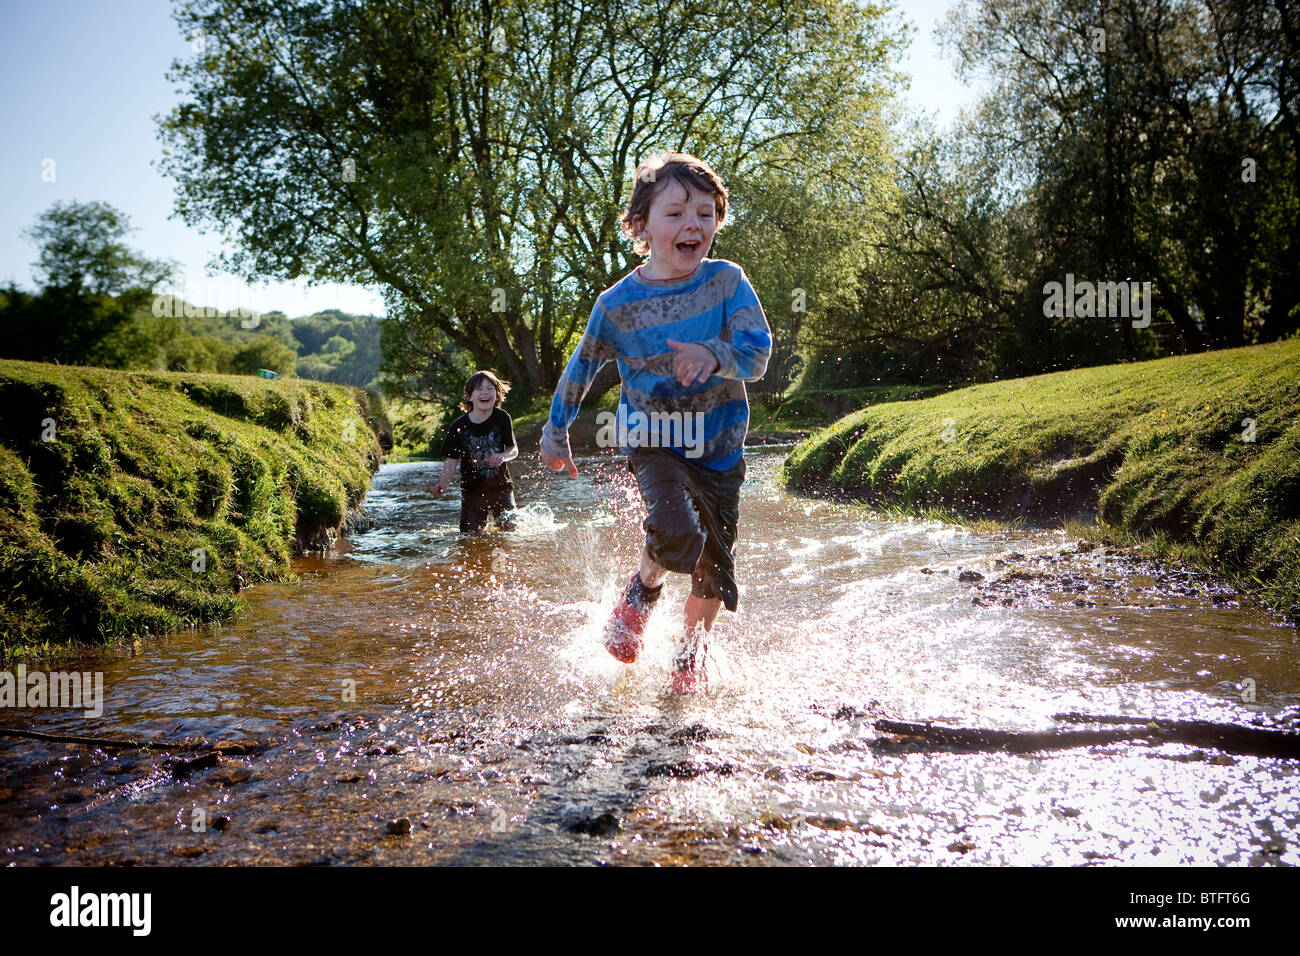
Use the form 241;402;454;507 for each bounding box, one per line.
502;501;567;535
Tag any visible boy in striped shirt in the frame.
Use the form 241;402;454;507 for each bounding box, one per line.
540;152;771;694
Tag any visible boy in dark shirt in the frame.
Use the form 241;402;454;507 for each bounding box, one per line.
431;370;518;533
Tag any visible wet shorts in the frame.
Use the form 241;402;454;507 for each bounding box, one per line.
461;483;516;534
627;447;746;612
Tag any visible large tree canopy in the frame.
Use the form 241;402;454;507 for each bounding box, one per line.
158;0;903;399
805;0;1299;386
940;0;1299;352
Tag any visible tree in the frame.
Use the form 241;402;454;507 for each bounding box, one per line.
291;311;382;385
802;123;1040;383
0;202;174;367
0;283;150;366
158;0;902;398
23;200;172;297
229;334;298;377
796;0;1298;388
940;0;1298;352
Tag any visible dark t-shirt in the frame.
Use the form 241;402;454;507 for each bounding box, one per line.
441;408;515;492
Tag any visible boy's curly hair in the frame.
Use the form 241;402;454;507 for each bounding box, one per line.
460;370;511;411
619;152;729;257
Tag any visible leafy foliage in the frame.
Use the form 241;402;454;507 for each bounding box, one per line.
23;200;172;297
157;0;902;398
805;0;1298;387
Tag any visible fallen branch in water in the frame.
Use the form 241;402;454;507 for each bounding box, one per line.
1051;712;1300;759
0;727;219;752
872;720;1155;754
873;716;1300;759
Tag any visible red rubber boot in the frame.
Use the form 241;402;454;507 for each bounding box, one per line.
669;628;709;695
602;573;661;663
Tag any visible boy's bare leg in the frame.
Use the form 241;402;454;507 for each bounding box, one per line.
637;547;721;633
638;549;669;588
675;594;718;695
684;595;722;633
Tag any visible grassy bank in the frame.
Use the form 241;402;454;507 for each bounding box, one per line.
0;361;381;654
750;384;954;435
782;340;1300;617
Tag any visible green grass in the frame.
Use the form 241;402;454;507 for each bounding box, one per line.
751;384;953;434
782;340;1300;617
0;361;381;654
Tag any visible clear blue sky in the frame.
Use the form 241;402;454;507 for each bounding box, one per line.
0;0;976;319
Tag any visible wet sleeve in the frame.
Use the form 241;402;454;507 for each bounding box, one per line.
540;302;618;460
699;267;771;382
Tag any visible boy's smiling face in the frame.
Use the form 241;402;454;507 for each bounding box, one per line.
468;379;498;412
635;180;719;279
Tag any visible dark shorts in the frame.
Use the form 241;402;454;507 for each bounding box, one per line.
627;448;746;612
461;483;516;534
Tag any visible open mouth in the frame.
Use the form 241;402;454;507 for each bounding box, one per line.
676;240;701;254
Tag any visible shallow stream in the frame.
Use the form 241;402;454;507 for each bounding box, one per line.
2;450;1297;865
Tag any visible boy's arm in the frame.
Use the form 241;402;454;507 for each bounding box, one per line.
677;267;771;382
487;415;518;466
502;412;518;462
541;303;618;475
430;458;459;498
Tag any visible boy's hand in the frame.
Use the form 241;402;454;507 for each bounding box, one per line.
485;452;507;467
541;447;578;478
665;340;720;386
428;484;445;500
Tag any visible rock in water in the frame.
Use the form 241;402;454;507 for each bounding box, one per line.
565;812;621;837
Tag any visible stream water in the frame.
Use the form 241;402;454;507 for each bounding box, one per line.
2;449;1297;866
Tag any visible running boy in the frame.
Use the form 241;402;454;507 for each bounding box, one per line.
540;152;771;694
432;370;519;533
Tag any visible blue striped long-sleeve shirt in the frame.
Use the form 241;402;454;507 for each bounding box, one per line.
541;258;771;471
